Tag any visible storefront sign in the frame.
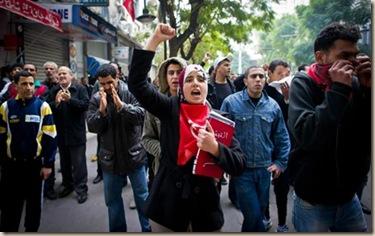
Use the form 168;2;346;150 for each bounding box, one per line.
43;4;117;43
114;46;129;60
73;6;117;43
0;0;62;32
80;0;109;7
44;4;72;23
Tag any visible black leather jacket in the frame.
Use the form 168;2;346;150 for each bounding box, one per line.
87;80;146;174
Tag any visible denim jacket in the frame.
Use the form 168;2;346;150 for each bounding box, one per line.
221;90;290;170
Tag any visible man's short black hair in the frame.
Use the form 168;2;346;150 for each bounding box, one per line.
269;60;289;73
244;65;262;78
298;64;309;72
314;22;361;52
96;64;117;79
14;70;33;84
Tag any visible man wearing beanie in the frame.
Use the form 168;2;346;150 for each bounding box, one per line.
207;56;236;110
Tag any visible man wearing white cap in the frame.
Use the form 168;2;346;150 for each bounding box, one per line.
207;56;236;110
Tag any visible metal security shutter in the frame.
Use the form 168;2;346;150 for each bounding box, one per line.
24;24;69;80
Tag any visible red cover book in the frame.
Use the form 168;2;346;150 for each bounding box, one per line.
192;111;235;178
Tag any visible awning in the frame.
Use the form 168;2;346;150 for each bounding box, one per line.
0;0;62;32
87;55;110;77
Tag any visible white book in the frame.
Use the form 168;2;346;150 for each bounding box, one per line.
268;75;293;94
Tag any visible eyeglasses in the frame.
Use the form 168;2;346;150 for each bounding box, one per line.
249;74;265;79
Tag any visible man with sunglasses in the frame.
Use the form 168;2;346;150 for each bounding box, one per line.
221;65;290;232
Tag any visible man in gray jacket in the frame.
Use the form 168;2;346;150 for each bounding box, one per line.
87;64;150;232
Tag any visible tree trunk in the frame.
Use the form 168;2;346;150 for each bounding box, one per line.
159;0;204;58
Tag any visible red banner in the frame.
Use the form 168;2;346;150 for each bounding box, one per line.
0;0;62;32
123;0;134;21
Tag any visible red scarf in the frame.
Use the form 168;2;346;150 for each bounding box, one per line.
8;83;17;99
177;103;210;166
307;63;332;91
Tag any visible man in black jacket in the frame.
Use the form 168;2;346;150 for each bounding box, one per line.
41;61;59;200
263;59;291;232
87;64;150;232
288;22;371;232
47;66;89;204
207;56;236;110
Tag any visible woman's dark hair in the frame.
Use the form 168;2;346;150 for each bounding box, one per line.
14;70;33;84
164;59;183;77
10;62;24;71
314;22;361;52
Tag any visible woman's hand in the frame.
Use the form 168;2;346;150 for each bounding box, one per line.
197;122;220;157
145;23;176;52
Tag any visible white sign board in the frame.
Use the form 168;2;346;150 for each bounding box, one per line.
114;46;129;60
42;4;73;23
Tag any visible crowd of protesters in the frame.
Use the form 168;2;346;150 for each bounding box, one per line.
0;21;371;232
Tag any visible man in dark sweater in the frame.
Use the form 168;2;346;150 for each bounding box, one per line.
288;22;371;232
207;56;236;110
263;59;291;232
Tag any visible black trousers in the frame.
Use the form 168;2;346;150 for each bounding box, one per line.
264;170;290;226
59;144;88;195
0;160;43;232
44;148;57;194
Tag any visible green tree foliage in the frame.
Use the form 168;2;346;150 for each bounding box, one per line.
159;0;279;60
189;31;230;65
258;0;371;70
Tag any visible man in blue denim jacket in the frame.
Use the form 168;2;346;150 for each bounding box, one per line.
221;65;290;232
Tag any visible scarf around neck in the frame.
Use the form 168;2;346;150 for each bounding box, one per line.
307;63;332;91
177;103;210;166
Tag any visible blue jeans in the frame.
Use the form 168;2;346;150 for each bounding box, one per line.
293;192;367;232
233;167;271;232
103;165;151;232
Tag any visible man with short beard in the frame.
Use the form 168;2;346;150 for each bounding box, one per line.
288;22;371;232
87;64;150;232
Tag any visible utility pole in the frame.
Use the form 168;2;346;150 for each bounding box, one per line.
159;0;167;60
238;43;242;74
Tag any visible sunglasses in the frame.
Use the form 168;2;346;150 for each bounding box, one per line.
249;73;265;79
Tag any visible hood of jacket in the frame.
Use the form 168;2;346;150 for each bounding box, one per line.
157;57;187;94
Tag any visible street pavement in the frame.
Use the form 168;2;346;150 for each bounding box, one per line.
29;132;372;232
